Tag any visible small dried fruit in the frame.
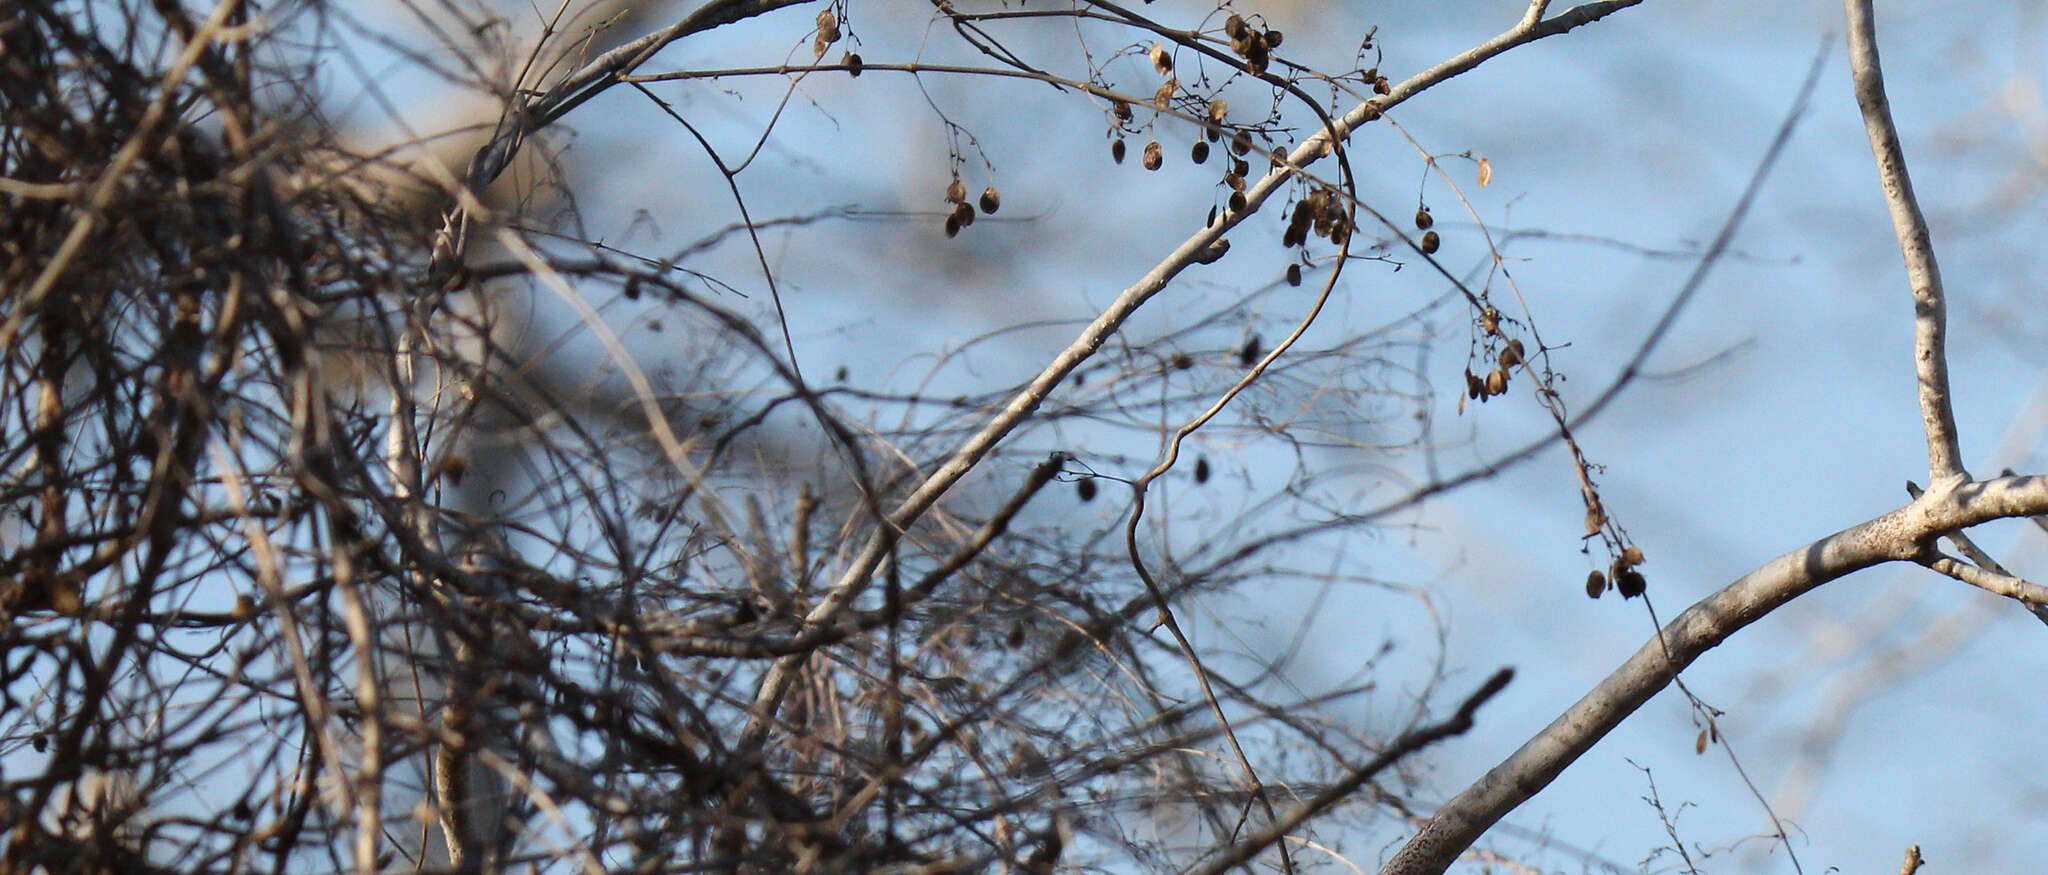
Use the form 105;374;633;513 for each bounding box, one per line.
1586;570;1606;599
1154;78;1177;109
1285;263;1302;286
1617;568;1647;599
945;215;961;238
1228;191;1246;213
1265;29;1284;48
1239;334;1262;367
1465;370;1483;399
952;202;975;227
1374;75;1391;95
1208;99;1229;124
1484;367;1507;396
1478;157;1494;187
1414;206;1433;230
946;179;966;204
844;52;863;77
1194;456;1211;484
1111;138;1126;164
1224;14;1247;39
1077;478;1097;502
979;186;1001;214
1191;140;1210;164
1149;42;1173;75
1114;99;1133;123
1585;503;1606;535
1142;140;1163;171
1230;129;1254;156
1420;230;1440;254
1480;306;1500;336
1172;352;1194;370
1696;728;1709;755
1622;545;1646;566
1499;339;1524;368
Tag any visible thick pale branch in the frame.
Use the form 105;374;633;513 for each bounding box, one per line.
1845;0;1963;483
1380;475;2048;874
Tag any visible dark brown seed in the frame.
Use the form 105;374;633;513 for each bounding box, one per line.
1414;206;1433;229
1499;339;1524;368
1111;139;1126;164
1239;334;1262;366
945;215;961;237
1142;140;1163;171
952;202;975;227
979;186;1001;214
1465;370;1482;399
1228;191;1246;213
1286;263;1302;286
1191;140;1210;164
1233;157;1250;179
1077;478;1097;502
1617;568;1647;599
947;179;967;203
1282;224;1304;248
1172;352;1193;370
1225;14;1246;39
1230;130;1254;156
1194;456;1211;484
1114;100;1132;122
1374;75;1391;95
1420;230;1440;254
845;52;863;77
1485;368;1507;396
1586;570;1607;599
1481;307;1500;335
1265;29;1284;48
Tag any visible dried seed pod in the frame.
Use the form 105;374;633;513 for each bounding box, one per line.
1113;99;1133;123
1194;456;1211;484
1208;99;1229;124
1696;728;1709;755
1239;334;1262;366
1585;502;1606;535
1420;230;1440;254
1617;568;1647;599
952;201;975;228
1228;191;1246;213
1265;29;1284;48
1111;138;1126;164
1224;14;1247;39
1622;545;1646;566
1414;206;1433;229
1232;157;1250;179
1586;570;1607;599
1374;75;1391;95
1286;263;1302;286
1230;129;1254;156
816;9;840;42
1172;352;1194;370
979;185;1001;214
844;52;863;77
1142;140;1163;171
945;214;961;238
1149;42;1173;75
1329;218;1351;246
1191;140;1210;164
1499;339;1524;368
1246;40;1269;74
1270;146;1287;168
1225;173;1245;192
946;179;966;204
1480;306;1500;336
1281;223;1305;249
1077;478;1097;502
1154;78;1177;109
1484;367;1507;396
1465;370;1483;399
